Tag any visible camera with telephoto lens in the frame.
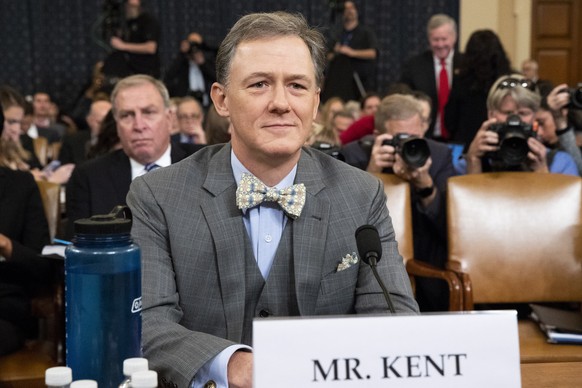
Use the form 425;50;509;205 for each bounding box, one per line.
382;133;430;168
558;83;582;110
101;0;124;42
311;142;345;161
188;41;209;55
487;114;535;166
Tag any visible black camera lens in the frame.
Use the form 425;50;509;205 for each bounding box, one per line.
400;138;430;168
384;134;430;168
499;134;529;166
571;84;582;110
487;114;533;166
311;142;344;161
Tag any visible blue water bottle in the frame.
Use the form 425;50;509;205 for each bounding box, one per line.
65;206;142;387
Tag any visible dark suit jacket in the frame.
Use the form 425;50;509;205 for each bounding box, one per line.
399;50;463;138
342;137;455;310
65;142;202;238
59;131;91;165
0;168;51;351
19;134;42;169
0;168;51;290
37;125;65;144
444;73;489;149
127;144;419;386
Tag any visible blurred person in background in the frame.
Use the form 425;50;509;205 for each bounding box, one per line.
0;102;52;357
445;29;512;149
164;32;217;109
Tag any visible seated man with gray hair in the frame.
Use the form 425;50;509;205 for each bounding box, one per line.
343;93;455;312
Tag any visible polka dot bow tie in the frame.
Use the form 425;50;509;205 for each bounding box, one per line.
235;173;306;219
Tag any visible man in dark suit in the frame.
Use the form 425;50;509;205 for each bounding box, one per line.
27;92;66;143
343;93;455;312
171;96;206;145
127;12;418;388
66;75;202;238
400;14;462;141
59;100;112;165
164;32;216;109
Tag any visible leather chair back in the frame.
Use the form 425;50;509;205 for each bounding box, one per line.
33;136;49;167
36;180;60;242
372;173;413;262
447;172;582;308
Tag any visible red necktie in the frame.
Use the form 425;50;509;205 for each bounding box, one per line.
438;58;450;139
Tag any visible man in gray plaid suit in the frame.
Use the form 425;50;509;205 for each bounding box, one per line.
127;11;418;388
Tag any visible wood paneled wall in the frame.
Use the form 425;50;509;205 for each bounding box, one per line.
531;0;582;85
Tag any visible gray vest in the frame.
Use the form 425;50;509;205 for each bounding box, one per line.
241;223;299;345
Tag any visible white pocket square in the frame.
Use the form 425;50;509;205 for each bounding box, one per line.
336;252;359;272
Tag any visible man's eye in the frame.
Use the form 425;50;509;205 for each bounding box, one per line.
290;83;306;90
252;82;266;88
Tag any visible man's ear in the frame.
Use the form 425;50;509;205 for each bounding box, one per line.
210;82;230;118
312;87;321;120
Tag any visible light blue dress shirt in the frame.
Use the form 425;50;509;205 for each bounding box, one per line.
191;150;298;387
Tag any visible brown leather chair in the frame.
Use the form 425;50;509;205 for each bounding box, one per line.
445;172;582;310
32;136;49;167
372;173;462;309
48;142;62;163
0;261;64;387
437;172;582;373
35;180;61;243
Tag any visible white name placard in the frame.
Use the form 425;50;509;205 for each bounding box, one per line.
253;311;520;388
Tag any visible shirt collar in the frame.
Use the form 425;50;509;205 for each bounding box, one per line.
434;49;454;66
230;150;297;189
130;144;172;180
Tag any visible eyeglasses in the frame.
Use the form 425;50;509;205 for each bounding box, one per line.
178;113;201;121
496;77;535;91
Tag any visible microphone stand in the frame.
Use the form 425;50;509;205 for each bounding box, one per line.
366;254;396;314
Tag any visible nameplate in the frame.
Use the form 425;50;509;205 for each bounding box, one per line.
253;311;520;387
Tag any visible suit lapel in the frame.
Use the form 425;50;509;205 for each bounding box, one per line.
292;150;330;315
200;145;248;341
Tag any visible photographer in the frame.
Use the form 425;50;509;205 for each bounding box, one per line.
102;0;161;79
543;83;582;176
463;74;577;175
343;94;455;311
164;32;216;108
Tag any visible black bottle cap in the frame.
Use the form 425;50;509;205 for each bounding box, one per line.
74;205;133;235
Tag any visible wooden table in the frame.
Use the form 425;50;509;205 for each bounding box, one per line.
519;320;582;387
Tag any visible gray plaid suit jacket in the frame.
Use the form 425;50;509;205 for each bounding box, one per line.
127;143;418;387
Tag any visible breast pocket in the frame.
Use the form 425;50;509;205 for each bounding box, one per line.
316;264;359;314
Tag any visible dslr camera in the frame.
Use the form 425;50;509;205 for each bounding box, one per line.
559;83;582;110
311;142;345;161
382;133;430;169
188;41;209;56
487;114;535;166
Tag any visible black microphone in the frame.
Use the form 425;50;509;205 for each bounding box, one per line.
355;225;396;313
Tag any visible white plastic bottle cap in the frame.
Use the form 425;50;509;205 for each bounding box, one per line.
45;366;73;386
131;370;158;388
70;380;98;388
123;357;149;377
